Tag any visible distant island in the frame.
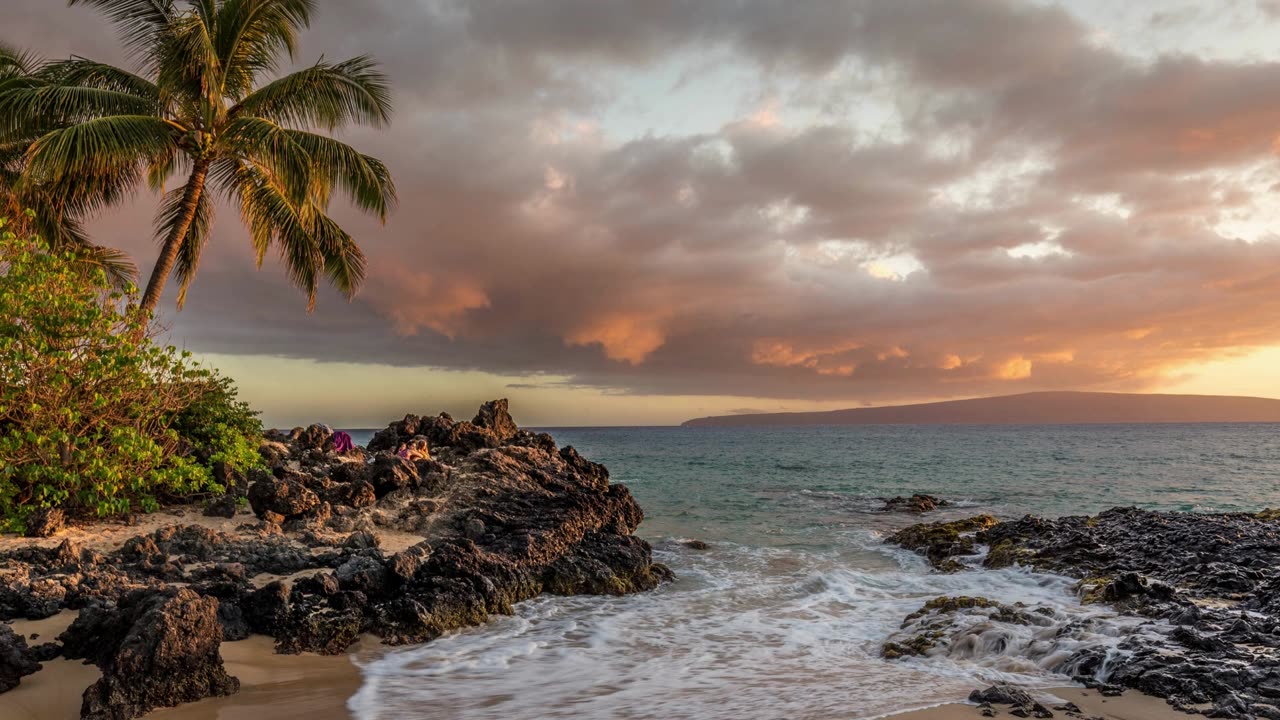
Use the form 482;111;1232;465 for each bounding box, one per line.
682;391;1280;427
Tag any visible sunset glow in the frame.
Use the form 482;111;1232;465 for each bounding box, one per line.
13;0;1280;426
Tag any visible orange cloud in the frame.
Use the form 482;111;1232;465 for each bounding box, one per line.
366;267;490;339
565;312;669;365
751;338;864;371
994;356;1033;380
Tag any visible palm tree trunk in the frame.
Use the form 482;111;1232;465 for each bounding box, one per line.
138;160;210;318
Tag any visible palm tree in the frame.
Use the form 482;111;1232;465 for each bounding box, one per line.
0;42;137;285
0;0;395;315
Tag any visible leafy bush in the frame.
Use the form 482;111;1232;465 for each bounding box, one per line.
0;217;260;531
169;373;264;478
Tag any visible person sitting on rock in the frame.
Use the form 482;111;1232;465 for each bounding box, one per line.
396;437;431;461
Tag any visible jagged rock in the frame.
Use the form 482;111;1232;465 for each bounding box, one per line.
257;441;290;469
335;555;390;597
20;578;66;620
1;400;671;681
326;479;377;509
248;477;320;520
294;423;333;451
387;543;432;583
29;641;61;662
24;507;65;538
329;461;371;485
472;399;519;442
543;533;672;596
203;495;238;519
72;588;238;719
0;623;41;693
886;515;998;571
216;602;250;642
880;494;950;513
884;508;1280;717
242;582;291;636
343;530;380;550
369;455;419;497
969;685;1053;718
881;595;1050;660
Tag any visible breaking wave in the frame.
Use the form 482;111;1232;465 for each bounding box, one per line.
351;532;1154;719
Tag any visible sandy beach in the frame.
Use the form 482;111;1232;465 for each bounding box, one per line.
0;608;1187;720
894;688;1189;720
0;618;379;720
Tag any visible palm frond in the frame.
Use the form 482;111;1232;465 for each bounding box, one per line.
39;58;161;101
59;233;140;287
153;12;222;110
25;114;178;180
310;208;366;298
154;182;213;307
284;129;395;219
232;160;324;308
0;84;158;137
0;42;44;81
219;115;312;203
67;0;177;60
231;55;391;130
1;193;139;286
215;0;315;100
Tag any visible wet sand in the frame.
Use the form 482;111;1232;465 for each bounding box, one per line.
893;687;1187;720
147;635;375;720
0;613;379;720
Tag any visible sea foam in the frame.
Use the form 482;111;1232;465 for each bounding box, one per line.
350;534;1150;719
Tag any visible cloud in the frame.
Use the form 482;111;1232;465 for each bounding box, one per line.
10;0;1280;407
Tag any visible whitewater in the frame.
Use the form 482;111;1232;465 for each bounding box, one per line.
341;423;1280;718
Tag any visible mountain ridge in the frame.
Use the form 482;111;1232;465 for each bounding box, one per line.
681;391;1280;427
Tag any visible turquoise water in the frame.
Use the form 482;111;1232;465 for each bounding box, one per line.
549;423;1280;535
348;424;1280;719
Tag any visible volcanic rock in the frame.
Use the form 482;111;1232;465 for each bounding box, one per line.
73;588;238;719
0;623;41;693
880;494;951;513
24;507;65;538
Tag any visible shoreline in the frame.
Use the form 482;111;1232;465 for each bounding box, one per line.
2;610;1188;720
0;623;380;720
2;613;1187;720
0;402;673;719
2;411;1271;719
3;645;1191;720
891;688;1186;720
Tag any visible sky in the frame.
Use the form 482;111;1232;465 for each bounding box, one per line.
10;0;1280;427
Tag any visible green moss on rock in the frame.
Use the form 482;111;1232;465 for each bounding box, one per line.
887;515;999;572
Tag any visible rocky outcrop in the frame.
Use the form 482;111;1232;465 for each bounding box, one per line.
969;685;1054;718
73;588;238;719
880;494;951;513
0;623;41;692
247;474;320;520
0;401;668;718
887;508;1280;718
24;508;65;538
885;515;997;572
472;399;519;442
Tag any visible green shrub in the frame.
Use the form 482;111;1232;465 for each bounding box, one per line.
0;217;259;531
170;373;264;478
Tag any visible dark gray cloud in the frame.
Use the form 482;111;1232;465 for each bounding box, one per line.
9;0;1280;404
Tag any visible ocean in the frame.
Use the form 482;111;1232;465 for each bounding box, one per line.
341;423;1280;719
